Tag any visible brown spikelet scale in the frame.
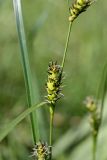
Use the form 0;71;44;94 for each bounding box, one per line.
69;0;95;22
46;61;63;105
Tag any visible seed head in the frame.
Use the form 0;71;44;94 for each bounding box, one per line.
69;0;95;22
46;61;63;105
89;113;100;136
31;141;51;160
84;96;100;136
84;96;97;112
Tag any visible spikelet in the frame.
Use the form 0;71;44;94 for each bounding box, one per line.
31;141;51;160
46;61;63;106
84;96;100;136
69;0;94;22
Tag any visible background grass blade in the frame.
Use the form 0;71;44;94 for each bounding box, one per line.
53;100;107;159
28;11;48;43
0;102;46;142
53;117;90;158
68;99;107;160
28;11;49;140
13;0;39;143
97;62;107;122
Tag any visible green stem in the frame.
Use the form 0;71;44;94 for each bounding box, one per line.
48;14;73;160
93;135;97;160
61;22;72;69
49;105;54;160
67;0;69;7
13;0;39;144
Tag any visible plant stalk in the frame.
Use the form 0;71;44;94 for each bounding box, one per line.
61;21;72;69
93;134;97;160
49;15;73;160
49;105;54;160
67;0;69;7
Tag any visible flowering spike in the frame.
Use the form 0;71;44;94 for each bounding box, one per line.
84;96;97;112
69;0;95;22
46;61;63;105
84;96;100;136
31;141;51;160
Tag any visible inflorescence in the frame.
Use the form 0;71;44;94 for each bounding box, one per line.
46;61;63;106
69;0;95;22
31;141;51;160
84;96;100;136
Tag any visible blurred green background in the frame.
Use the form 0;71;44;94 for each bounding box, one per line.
0;0;107;159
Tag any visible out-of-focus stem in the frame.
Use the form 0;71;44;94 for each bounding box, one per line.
93;134;97;160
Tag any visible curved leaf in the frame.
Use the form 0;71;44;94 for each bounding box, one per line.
0;102;46;142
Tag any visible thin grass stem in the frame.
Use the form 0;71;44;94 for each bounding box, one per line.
49;108;54;146
61;22;72;69
49;105;54;160
48;9;73;160
13;0;39;144
67;0;70;7
93;135;97;160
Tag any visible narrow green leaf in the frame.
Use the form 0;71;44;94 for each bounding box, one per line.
13;0;39;143
28;11;48;41
0;102;46;142
97;62;107;123
28;11;49;141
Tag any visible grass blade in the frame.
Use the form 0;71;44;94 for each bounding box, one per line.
0;102;46;142
97;62;107;123
13;0;39;143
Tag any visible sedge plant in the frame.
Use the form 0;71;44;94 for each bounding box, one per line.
44;0;96;160
13;0;96;159
0;0;99;160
